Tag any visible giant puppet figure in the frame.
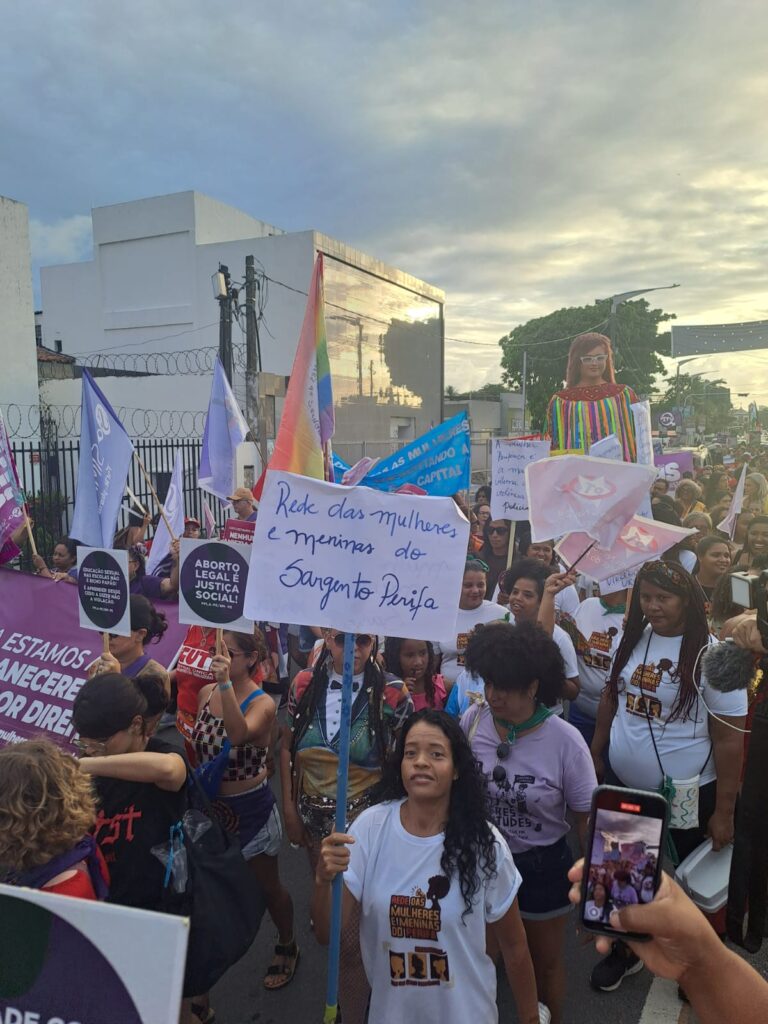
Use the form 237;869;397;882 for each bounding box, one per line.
546;332;638;462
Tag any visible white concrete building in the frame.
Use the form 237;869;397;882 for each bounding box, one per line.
0;197;40;419
40;191;445;464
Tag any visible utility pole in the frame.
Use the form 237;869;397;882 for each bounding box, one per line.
357;321;364;396
521;349;528;432
215;263;234;383
244;255;269;473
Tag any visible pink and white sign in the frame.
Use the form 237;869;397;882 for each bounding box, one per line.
555;516;696;583
525;455;657;550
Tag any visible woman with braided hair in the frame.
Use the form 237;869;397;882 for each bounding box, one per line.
589;560;747;994
280;628;412;1024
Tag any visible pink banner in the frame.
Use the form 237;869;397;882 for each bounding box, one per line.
555;516;696;583
525;455;657;550
0;569;188;751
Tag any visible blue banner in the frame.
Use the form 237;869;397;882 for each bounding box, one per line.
332;412;471;496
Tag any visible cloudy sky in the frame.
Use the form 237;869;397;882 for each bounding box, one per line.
3;0;768;402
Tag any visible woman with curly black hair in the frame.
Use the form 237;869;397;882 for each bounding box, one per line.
461;620;595;1024
588;560;747;994
313;709;541;1024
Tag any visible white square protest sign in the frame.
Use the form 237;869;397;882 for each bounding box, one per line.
244;471;470;639
490;438;551;521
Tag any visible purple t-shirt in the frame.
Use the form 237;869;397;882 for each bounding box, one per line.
461;705;597;853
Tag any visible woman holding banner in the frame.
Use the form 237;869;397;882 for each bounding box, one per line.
313;709;542;1024
282;629;412;1022
546;333;638;462
127;540;180;600
194;629;297;991
88;595;171;734
32;536;79;584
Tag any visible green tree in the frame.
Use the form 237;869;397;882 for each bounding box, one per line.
499;298;674;430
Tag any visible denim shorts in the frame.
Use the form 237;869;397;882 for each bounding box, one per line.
513;835;574;920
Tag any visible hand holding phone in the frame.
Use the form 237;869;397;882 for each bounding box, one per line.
580;785;668;942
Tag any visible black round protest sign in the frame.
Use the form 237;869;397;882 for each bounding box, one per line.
180;541;249;625
78;549;129;630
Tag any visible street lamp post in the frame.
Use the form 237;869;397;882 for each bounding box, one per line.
608;283;680;348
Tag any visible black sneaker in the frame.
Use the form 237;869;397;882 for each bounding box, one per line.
590;942;644;992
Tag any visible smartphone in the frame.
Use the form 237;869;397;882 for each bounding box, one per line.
580;785;668;941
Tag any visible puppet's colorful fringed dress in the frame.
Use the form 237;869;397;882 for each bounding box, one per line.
546;382;639;462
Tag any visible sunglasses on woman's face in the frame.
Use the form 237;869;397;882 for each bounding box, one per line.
330;633;373;648
580;354;607;365
488;526;509;535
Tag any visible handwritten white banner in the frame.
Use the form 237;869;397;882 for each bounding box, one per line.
632;400;654;467
244;471;470;638
490;438;551;521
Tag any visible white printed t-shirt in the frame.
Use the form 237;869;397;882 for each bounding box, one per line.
571;598;624;718
609;627;748;791
554;583;581;625
345;799;521;1024
434;601;506;684
445;613;579;717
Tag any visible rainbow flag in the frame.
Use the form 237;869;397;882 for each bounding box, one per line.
257;253;334;493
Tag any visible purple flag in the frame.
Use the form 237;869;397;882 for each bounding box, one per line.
0;409;25;550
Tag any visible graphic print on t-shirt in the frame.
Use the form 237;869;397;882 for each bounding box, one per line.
625;693;662;719
388;874;452;988
455;630;472;666
629;658;674;693
577;627;619;672
481;768;543;837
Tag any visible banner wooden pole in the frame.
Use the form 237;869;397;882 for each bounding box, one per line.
132;451;177;540
323;630;356;1023
506;522;517;568
22;505;38;559
102;632;111;657
215;629;224;656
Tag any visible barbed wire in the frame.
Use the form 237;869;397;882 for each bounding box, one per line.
2;404;208;440
86;345;247;376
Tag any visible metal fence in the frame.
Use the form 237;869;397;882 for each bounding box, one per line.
9;437;225;571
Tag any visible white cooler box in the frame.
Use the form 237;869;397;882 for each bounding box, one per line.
675;838;732;913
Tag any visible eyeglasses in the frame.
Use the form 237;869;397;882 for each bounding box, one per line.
488;526;510;535
330;633;374;647
580;354;608;365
